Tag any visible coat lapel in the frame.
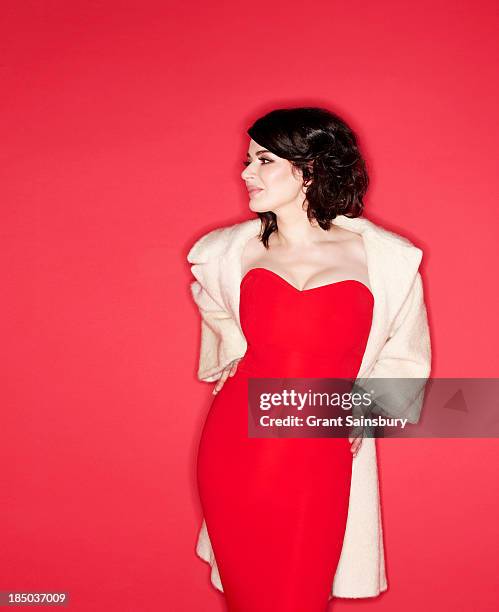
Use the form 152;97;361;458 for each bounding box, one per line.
331;215;423;376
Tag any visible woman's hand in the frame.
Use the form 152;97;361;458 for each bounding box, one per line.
348;433;363;458
212;358;242;395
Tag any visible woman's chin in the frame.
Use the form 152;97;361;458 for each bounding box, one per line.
249;200;273;213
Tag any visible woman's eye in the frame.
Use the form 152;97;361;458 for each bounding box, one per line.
243;157;271;167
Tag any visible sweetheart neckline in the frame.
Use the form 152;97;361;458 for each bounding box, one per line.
240;267;373;297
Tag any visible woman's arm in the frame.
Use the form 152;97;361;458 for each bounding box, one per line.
189;280;246;383
357;271;432;423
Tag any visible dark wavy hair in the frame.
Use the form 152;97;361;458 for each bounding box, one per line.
247;106;369;248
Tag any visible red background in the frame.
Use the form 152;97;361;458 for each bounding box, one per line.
1;1;498;610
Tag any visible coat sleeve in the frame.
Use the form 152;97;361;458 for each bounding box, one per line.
355;271;432;424
189;279;247;383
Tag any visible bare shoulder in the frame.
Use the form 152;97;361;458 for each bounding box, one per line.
330;226;367;264
241;234;266;272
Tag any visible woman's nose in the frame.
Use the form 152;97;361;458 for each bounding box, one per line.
241;166;254;180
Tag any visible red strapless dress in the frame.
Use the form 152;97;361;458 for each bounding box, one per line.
197;267;374;611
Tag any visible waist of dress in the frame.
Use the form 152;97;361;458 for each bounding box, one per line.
236;349;359;380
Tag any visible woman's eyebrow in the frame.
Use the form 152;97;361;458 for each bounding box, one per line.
246;149;271;158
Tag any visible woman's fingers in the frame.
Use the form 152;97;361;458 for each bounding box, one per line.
212;365;232;395
212;358;242;394
229;358;241;377
348;434;363;457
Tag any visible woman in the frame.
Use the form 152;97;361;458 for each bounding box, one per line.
188;107;431;611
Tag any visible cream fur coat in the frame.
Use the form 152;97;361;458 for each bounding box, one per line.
187;214;432;599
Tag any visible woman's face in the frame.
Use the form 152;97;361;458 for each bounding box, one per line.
241;138;306;213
